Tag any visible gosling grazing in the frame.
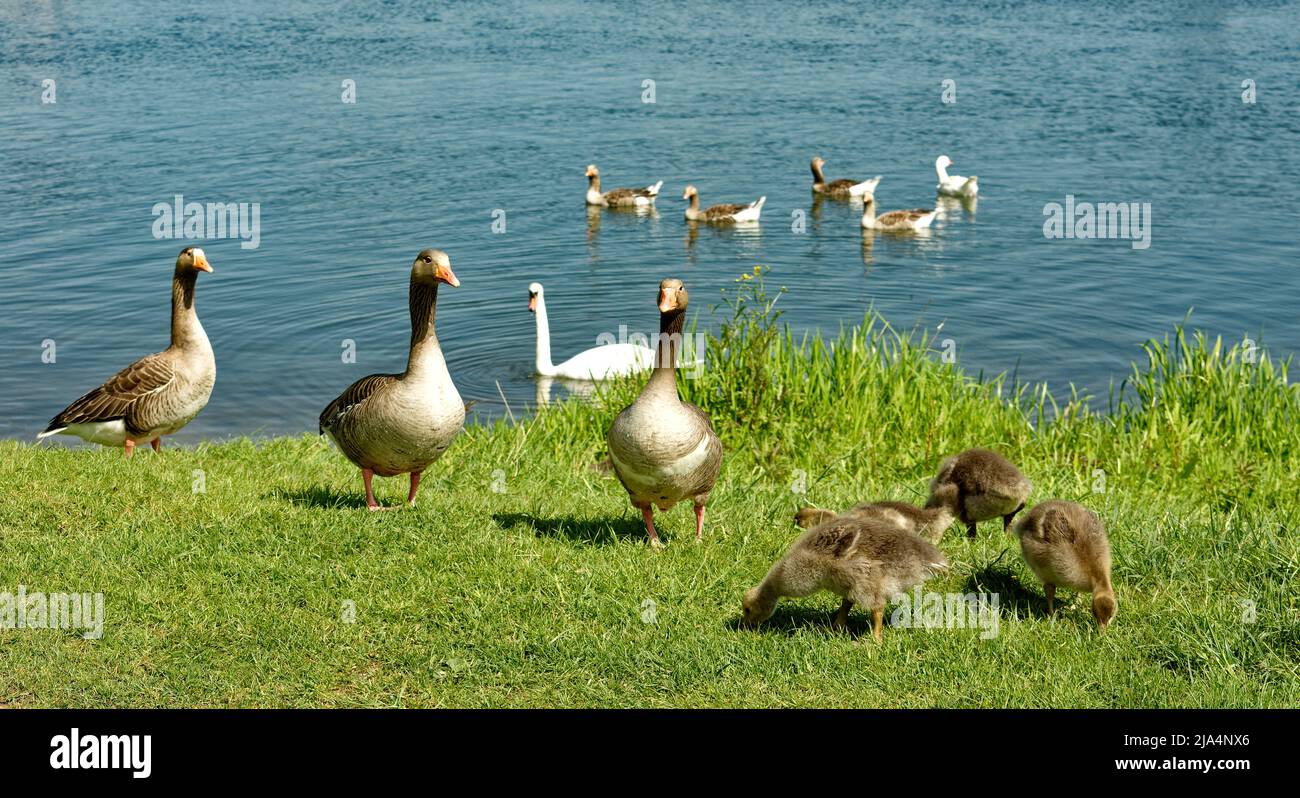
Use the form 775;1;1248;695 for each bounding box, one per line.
1014;500;1116;630
794;500;954;542
926;448;1031;538
742;515;948;642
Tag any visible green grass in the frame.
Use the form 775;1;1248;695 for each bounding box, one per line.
1;268;1297;707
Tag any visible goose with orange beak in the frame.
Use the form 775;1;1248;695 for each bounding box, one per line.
319;249;465;510
38;246;216;456
606;278;722;547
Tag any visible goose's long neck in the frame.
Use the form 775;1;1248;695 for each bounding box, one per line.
861;203;876;226
687;193;700;211
936;161;950;181
588;173;601;193
811;162;826;185
169;269;208;351
406;278;443;374
533;294;554;375
644;308;685;401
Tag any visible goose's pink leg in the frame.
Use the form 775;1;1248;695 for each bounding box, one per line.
407;472;422;507
694;504;706;540
362;468;382;511
123;439;136;459
641;506;662;548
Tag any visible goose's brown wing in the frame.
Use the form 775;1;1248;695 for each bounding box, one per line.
825;178;858;192
44;352;175;436
681;401;723;496
702;203;748;221
878;208;933;226
603;187;655;203
1029;504;1077;546
319;373;398;434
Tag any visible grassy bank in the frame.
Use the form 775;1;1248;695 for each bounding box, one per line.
2;270;1297;707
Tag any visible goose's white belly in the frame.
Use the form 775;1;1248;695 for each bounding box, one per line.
586;188;607;206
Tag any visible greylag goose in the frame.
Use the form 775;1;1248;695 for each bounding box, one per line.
935;155;979;198
926;448;1031;538
585;164;663;208
810;156;880;198
528;282;655;379
607;278;722;547
742;514;948;641
794;499;954;542
319;249;464;511
860;195;936;232
682;185;765;223
38;247;216;457
1013;500;1116;630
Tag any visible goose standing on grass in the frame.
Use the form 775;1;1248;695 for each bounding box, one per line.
585;164;663;207
742;515;948;642
607;279;722;547
860;195;936;232
1013;500;1117;630
528;283;655;379
935;155;979;198
795;497;955;542
809;156;880;198
682;185;765;223
926;448;1031;537
319;249;464;511
38;247;216;457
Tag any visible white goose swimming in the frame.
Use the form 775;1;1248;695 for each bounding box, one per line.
935;155;979;198
528;282;655;380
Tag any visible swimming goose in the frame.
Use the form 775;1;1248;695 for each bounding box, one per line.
860;195;936;232
810;156;880;198
319;249;465;511
585;164;663;208
682;185;765;223
935;155;979;198
795;499;955;542
528;282;655;379
607;279;723;547
38;247;216;457
743;514;948;641
926;448;1031;538
1013;500;1117;630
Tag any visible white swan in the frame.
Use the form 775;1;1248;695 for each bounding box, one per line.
529;282;656;379
935;155;979;198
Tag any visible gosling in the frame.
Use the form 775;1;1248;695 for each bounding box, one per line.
743;515;948;642
926;448;1031;538
794;500;954;542
1013;500;1117;630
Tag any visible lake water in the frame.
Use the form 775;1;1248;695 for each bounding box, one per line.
2;1;1298;443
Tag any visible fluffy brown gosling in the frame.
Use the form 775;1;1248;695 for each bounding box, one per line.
742;515;948;642
793;500;954;542
1013;500;1117;630
926;448;1031;538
